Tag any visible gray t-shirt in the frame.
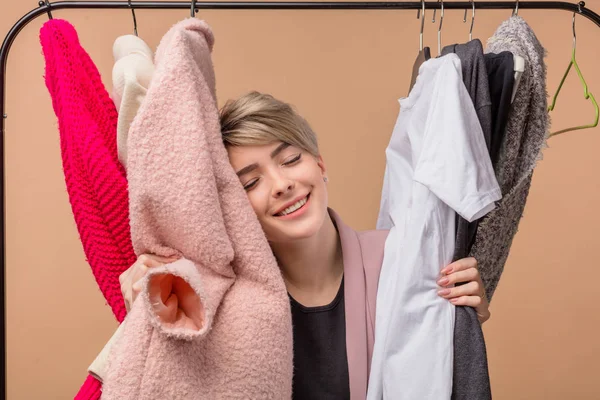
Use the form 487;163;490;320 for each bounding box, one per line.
441;40;493;400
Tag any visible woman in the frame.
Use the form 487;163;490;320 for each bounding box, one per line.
118;91;490;398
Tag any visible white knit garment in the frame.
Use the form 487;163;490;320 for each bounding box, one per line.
112;34;155;169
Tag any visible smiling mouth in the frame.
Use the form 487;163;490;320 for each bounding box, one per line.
275;193;310;217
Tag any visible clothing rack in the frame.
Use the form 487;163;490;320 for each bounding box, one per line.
1;1;599;397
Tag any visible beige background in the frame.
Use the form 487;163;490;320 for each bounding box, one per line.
2;0;599;398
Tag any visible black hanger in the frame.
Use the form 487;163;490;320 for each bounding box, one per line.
39;0;53;20
191;0;198;17
128;0;138;36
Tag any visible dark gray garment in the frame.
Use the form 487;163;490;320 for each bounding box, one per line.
441;39;493;264
441;40;493;400
448;52;515;285
451;51;516;280
485;51;515;170
442;40;493;152
409;47;431;93
475;16;549;301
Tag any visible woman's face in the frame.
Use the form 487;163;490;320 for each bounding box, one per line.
227;142;329;244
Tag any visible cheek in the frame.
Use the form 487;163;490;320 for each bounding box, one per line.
291;163;321;186
246;185;270;218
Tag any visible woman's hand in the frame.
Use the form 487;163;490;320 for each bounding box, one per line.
437;257;490;324
119;254;179;312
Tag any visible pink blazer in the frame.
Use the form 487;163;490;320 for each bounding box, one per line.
329;208;389;400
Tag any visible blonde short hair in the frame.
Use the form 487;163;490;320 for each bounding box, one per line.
220;91;320;157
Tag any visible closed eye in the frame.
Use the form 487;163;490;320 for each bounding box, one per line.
283;154;301;166
243;178;259;190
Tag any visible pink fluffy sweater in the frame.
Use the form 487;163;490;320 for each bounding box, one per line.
101;19;293;399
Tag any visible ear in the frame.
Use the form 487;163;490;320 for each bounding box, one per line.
316;154;327;179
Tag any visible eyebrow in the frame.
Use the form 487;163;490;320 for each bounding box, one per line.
236;163;258;177
270;142;290;158
236;143;291;177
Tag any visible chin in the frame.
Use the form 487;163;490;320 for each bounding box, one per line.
279;220;322;241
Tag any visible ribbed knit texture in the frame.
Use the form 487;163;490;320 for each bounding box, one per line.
40;19;136;323
74;376;102;400
41;20;136;400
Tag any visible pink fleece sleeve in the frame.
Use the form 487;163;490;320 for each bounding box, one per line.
141;258;232;339
126;19;234;340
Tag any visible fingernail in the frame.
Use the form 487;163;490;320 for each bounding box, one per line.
438;289;451;297
450;298;459;304
444;266;453;274
437;277;449;286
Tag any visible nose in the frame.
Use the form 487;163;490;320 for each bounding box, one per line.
272;172;295;198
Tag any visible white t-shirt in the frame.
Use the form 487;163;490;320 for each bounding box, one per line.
367;54;502;400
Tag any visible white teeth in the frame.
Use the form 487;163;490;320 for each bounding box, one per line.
278;196;308;216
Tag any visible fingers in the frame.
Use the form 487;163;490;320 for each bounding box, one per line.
437;258;491;324
132;255;179;290
444;294;491;324
446;295;482;308
138;254;179;268
120;254;179;312
119;256;153;291
119;265;136;312
448;295;491;323
437;267;479;287
479;310;491;324
440;257;477;275
437;281;480;299
131;274;147;297
438;286;491;324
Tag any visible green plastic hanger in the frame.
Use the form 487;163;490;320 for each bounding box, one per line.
548;10;599;138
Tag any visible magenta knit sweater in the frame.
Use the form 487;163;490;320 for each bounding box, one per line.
40;19;135;399
41;19;135;322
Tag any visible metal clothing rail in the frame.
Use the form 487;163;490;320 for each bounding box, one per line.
0;1;598;397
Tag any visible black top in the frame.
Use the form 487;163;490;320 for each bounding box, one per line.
290;279;350;400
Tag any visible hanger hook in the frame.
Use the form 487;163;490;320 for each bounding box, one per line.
513;0;519;16
432;0;444;24
191;0;198;17
432;0;444;55
463;1;475;39
469;1;475;41
39;0;53;19
572;11;577;52
416;0;425;52
128;1;138;36
572;2;586;51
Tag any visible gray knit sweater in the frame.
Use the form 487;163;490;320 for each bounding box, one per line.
474;16;550;300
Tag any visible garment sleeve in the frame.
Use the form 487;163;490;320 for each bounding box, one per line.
88;323;125;382
412;57;501;222
376;162;393;229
